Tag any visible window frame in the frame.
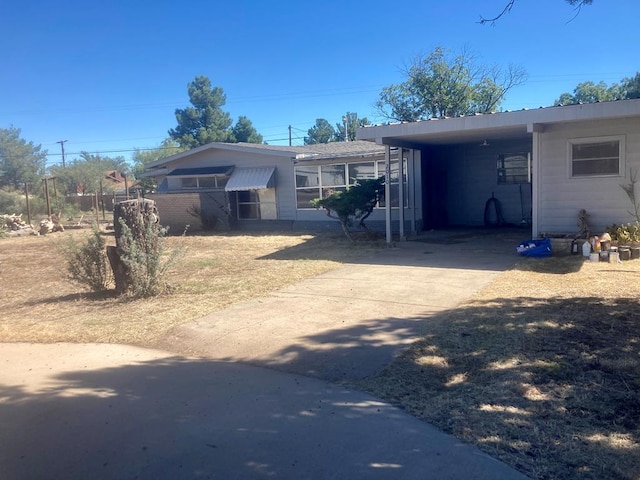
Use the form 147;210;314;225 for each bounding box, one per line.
179;175;229;190
568;135;625;179
294;158;407;210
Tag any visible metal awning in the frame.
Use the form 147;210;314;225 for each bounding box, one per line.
225;167;276;191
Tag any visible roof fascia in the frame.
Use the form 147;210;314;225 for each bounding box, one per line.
145;142;298;169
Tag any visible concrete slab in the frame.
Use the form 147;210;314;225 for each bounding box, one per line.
158;229;526;382
0;343;528;480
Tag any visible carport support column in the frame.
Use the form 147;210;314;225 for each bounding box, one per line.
398;148;405;241
385;145;392;245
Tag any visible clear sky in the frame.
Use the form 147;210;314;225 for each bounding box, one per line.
2;0;637;168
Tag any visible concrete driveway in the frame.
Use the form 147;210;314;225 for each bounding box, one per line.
0;228;531;479
158;228;524;382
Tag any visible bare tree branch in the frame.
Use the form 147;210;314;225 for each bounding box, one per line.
479;0;593;25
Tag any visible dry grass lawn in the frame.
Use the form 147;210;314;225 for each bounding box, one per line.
0;228;384;346
1;228;639;479
357;255;640;480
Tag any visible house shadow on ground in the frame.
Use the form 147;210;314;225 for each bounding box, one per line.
0;347;523;480
242;294;639;480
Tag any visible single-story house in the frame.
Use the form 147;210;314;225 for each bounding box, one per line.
357;98;640;240
141;141;409;232
143;98;640;239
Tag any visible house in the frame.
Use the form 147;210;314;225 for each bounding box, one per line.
141;141;409;232
144;99;640;239
357;98;640;240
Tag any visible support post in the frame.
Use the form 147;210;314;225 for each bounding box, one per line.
398;149;405;241
385;145;392;245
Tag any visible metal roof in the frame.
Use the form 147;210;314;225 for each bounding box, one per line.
225;167;276;191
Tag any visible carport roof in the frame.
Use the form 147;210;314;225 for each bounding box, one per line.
356;99;640;147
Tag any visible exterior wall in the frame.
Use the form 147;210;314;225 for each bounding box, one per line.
537;117;640;234
430;138;532;227
148;191;232;233
157;148;297;221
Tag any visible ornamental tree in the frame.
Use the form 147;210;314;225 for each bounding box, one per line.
311;177;385;242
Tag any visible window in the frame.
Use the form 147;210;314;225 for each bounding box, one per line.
497;154;530;185
180;175;228;189
237;190;260;219
294;158;407;209
236;189;277;220
569;137;623;178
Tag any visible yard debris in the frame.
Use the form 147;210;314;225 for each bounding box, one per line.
2;214;37;236
38;214;65;235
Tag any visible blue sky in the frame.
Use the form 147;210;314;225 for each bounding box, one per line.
2;0;637;167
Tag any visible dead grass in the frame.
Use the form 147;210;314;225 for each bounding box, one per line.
356;255;640;480
0;228;383;346
2;229;639;479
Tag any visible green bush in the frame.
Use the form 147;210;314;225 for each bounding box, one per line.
0;188;25;214
605;222;640;245
117;217;184;297
61;225;113;291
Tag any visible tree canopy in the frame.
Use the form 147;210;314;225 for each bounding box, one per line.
376;46;527;122
168;76;263;148
50;152;128;196
132;139;186;194
304;114;370;144
0;126;47;188
554;72;640;105
304;118;337;144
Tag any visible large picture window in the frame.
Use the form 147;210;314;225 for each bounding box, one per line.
294;159;407;209
569;136;624;178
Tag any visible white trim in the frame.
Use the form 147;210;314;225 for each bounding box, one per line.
567;135;625;179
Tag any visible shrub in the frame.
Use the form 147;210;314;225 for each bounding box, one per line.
606;222;640;245
61;225;113;291
116;217;184;297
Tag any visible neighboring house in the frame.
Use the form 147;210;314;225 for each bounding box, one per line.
141;141;411;232
357;98;640;239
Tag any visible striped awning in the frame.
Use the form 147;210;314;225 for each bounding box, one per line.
225;167;276;191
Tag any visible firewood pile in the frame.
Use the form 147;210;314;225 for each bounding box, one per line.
2;213;65;236
38;214;65;235
2;214;38;236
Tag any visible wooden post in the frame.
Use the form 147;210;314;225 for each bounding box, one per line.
44;177;52;218
24;183;31;226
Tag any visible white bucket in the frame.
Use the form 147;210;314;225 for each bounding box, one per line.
589;253;599;262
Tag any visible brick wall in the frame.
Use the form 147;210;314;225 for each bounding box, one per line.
147;192;232;234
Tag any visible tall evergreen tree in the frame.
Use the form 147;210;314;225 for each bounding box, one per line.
169;76;234;148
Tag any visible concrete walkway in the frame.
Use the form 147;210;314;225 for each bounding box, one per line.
0;229;531;479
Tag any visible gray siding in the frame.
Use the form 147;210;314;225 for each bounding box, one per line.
537;117;640;234
159;148;297;221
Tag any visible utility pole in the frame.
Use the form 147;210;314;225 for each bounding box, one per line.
342;115;349;142
288;125;292;146
56;140;68;168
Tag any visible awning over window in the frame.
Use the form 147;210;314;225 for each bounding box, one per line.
167;166;233;177
225;167;276;191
